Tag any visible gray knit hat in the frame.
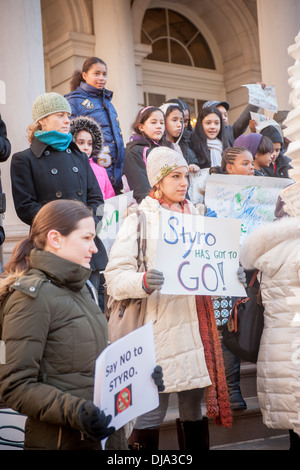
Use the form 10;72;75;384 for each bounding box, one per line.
32;92;71;123
70;116;104;157
146;146;188;188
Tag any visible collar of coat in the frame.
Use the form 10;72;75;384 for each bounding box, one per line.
30;137;79;158
79;81;113;100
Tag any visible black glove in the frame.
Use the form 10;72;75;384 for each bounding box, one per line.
78;401;115;441
151;365;165;392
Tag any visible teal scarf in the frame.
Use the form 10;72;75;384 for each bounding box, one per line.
35;130;73;151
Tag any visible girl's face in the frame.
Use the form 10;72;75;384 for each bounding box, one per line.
82;62;107;90
165;109;183;142
202;113;221;140
75;130;93;158
226;151;254;176
271;142;281;162
39;112;70;134
156;166;188;205
138;110;165;141
46;216;97;269
254;151;272;169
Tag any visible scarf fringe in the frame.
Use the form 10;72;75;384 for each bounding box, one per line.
196;295;232;428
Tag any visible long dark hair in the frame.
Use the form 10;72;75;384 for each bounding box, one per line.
70;56;107;91
0;200;93;299
131;106;172;148
190;107;229;167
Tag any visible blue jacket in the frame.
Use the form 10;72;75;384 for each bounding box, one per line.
65;82;125;190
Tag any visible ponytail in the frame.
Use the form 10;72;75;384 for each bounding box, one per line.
70;70;83;92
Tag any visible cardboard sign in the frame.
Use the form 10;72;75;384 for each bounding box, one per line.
205;174;291;243
279;182;300;217
250;111;282;134
97;191;134;254
93;322;159;435
155;208;246;297
242;83;278;113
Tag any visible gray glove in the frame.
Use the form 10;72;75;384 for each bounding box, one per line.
237;265;247;288
143;269;164;292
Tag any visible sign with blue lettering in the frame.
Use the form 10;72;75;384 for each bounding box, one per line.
155;208;246;297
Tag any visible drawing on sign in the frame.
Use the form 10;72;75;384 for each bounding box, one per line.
114;384;132;416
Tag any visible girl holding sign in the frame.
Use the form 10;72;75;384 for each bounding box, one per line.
105;147;233;451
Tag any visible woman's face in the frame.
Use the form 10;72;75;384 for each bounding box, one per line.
138;110;165;141
202;113;221;140
46;216;97;269
156;166;188;205
165;109;183;142
226;151;254;176
82;62;107;90
39;112;70;134
75;130;93;158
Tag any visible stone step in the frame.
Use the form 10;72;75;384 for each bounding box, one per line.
239;362;257;398
159;396;285;450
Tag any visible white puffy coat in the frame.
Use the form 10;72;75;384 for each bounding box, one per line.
240;217;300;436
104;196;211;394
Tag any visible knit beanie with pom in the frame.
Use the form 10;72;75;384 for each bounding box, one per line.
146;146;188;188
32;92;71;123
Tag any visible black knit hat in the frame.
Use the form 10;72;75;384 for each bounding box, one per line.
69;116;104;157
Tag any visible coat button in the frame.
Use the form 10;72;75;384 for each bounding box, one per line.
72;166;79;173
29;287;36;292
44;150;50;156
51;168;58;175
77;189;83;196
56;191;62;198
66;148;71;154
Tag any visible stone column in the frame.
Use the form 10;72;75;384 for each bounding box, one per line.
257;0;300;111
0;0;45;262
92;0;139;142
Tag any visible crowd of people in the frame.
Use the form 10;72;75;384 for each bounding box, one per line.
0;54;299;452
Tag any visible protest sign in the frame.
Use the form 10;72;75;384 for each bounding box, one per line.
205;174;291;243
93;322;158;436
0;80;5;104
242;83;278;113
155;208;246;297
279;182;300;217
250;111;282;134
188;168;210;204
97;191;133;254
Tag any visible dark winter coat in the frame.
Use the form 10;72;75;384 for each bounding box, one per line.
0;249;108;450
123;137;160;203
10;137;107;270
226;104;259;147
0;114;11;192
65;82;125;191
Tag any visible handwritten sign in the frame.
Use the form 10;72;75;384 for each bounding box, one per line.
205;174;291;243
97;191;133;254
93;322;158;435
242;84;278;113
188;168;210;204
155;208;245;297
250;111;282;134
0;80;5;104
279;182;300;217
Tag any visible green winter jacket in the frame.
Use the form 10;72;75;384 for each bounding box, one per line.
0;249;108;450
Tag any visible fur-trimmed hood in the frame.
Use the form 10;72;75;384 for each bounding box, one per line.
240;216;300;277
70;115;104;157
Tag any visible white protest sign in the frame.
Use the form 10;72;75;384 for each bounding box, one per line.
250;111;282;134
93;322;159;435
242;84;278;113
0;80;5;104
155;208;245;297
188;168;210;204
205;174;291;243
279;182;300;218
97;191;134;254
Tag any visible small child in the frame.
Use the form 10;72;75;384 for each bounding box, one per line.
70;116;115;199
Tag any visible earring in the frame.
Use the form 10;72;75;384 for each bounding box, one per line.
154;188;162;199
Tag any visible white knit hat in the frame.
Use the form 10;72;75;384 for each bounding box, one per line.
146;146;188;188
32;92;71;123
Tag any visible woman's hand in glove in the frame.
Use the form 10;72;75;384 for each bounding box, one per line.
143;269;164;293
78;401;115;441
237;265;247;288
152;365;165;392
